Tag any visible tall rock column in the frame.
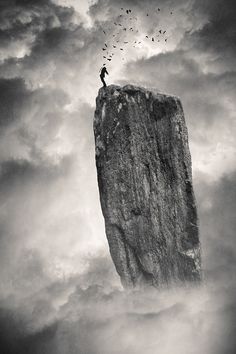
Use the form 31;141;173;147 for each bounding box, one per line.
94;84;201;288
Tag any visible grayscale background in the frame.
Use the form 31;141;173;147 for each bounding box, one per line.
0;1;235;353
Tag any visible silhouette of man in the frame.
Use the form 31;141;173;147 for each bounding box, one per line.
100;66;109;87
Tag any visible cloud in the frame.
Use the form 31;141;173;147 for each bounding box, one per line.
196;171;236;281
182;0;236;72
0;78;31;127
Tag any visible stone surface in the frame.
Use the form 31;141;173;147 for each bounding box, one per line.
94;84;201;288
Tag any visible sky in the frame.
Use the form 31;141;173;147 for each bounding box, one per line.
0;0;235;353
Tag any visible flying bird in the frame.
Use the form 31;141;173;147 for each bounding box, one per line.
113;45;116;48
165;38;168;42
163;30;166;34
152;37;154;41
159;30;162;34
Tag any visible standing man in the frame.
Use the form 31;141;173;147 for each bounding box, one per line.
100;66;109;87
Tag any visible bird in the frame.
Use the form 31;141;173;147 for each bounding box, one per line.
113;45;116;48
103;30;106;34
152;37;154;41
146;35;149;38
147;13;149;16
159;30;162;34
102;48;106;50
165;38;167;42
163;30;166;34
120;48;124;50
105;43;107;47
126;10;129;14
170;12;173;15
103;56;106;58
158;8;160;11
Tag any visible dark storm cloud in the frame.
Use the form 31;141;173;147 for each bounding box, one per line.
0;156;72;192
188;0;236;57
0;78;31;127
0;306;58;354
0;0;76;64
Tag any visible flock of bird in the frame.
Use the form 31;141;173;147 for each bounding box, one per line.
101;7;173;66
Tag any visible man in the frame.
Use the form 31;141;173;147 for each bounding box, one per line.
100;66;109;87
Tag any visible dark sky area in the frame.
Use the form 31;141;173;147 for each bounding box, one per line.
0;0;235;353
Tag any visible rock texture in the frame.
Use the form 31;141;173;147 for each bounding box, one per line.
94;84;201;288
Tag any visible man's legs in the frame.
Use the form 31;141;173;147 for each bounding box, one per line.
100;75;106;87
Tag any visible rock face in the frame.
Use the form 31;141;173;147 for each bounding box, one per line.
94;84;201;288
